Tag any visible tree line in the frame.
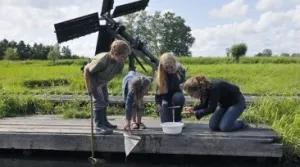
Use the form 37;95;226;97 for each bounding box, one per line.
225;43;300;63
253;49;300;57
0;39;81;60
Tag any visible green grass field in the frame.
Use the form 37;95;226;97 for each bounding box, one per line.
1;57;300;160
1;57;300;95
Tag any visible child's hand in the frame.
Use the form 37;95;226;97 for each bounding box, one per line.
183;107;194;113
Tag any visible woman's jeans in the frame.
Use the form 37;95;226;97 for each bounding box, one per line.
209;95;246;132
160;92;185;123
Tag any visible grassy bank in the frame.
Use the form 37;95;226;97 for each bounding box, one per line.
240;97;300;160
0;94;299;160
1;59;300;95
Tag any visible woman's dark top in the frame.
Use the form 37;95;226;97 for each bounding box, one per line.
193;79;244;114
155;63;186;105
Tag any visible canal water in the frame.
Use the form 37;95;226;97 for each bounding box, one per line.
0;149;298;167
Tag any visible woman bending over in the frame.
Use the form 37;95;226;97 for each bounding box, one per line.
182;75;248;132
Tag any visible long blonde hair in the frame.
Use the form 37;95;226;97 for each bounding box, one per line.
156;52;178;94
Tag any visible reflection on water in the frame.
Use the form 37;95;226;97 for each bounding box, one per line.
0;150;298;167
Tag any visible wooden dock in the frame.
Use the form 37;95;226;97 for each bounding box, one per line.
0;115;283;158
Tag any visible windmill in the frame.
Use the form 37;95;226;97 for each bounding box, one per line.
53;0;159;73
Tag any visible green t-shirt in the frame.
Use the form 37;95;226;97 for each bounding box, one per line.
88;52;124;86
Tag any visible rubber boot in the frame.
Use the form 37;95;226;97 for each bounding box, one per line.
94;108;113;135
172;92;186;128
175;107;185;129
103;108;117;129
160;101;172;123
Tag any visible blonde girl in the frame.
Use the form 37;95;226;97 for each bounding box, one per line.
155;52;186;123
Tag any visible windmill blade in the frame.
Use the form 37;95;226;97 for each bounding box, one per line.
112;0;149;18
101;0;114;15
95;25;115;55
54;12;100;43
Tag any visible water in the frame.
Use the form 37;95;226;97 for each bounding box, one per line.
0;149;298;167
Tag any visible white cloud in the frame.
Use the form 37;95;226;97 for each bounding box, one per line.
209;0;248;18
256;0;300;11
191;5;300;56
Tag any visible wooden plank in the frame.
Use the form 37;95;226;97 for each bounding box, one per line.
0;115;283;158
0;115;279;139
0;125;280;139
0;132;282;157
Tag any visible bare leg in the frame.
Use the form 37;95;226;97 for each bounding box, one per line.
132;105;137;123
135;98;146;129
137;111;142;123
131;106;139;129
137;108;146;129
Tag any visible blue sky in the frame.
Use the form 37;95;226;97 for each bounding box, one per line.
147;0;258;27
0;0;299;57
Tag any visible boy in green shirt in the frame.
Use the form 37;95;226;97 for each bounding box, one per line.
84;40;131;135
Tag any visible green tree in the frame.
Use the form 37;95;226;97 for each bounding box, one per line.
254;52;264;57
16;40;27;60
262;49;272;57
61;46;72;59
280;53;290;57
291;53;300;57
8;40;17;48
226;48;230;57
4;47;19;60
159;12;195;56
0;39;9;59
230;43;247;63
47;44;60;65
119;11;195;57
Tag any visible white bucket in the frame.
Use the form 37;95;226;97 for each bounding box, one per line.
161;122;184;134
